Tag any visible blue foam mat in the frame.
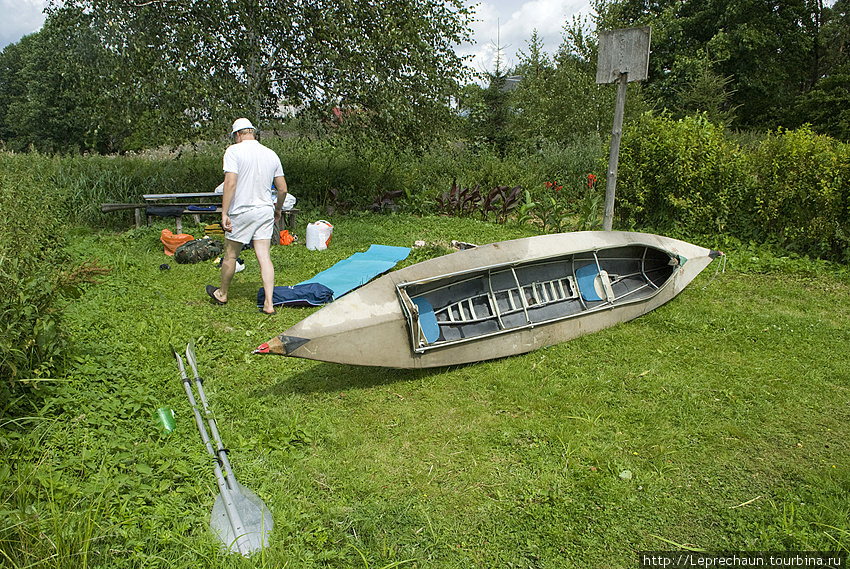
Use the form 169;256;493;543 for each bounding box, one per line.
298;244;410;298
259;244;410;307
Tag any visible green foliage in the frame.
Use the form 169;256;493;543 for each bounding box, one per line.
0;153;68;399
0;259;65;384
0;136;604;233
574;191;604;231
595;0;846;138
745;126;850;261
794;69;850;142
661;51;738;128
793;0;850;140
48;147;226;228
520;176;604;233
0;0;472;153
476;71;516;156
509;17;627;147
457;17;642;155
270;138;411;211
616;112;750;235
0;8;124;153
0;153;62;268
9;117;850;263
617;114;850;261
534;180;573;233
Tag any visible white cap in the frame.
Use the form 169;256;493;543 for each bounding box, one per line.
231;118;255;137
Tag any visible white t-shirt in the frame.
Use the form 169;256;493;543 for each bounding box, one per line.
222;140;284;215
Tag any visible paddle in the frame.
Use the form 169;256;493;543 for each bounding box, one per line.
184;340;274;554
173;344;273;556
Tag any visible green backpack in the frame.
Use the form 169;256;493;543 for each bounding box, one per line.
174;238;223;264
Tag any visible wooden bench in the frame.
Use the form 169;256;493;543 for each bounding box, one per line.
102;192;298;235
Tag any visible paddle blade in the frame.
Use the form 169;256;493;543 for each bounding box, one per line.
210;481;273;556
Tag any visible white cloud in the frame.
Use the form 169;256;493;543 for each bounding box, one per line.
459;0;594;76
0;0;48;49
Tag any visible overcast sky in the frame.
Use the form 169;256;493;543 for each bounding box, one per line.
0;0;593;73
461;0;594;74
0;0;48;49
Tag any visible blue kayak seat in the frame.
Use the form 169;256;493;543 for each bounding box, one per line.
412;297;440;344
575;264;603;301
576;264;614;303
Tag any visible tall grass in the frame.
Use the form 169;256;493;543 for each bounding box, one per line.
0;152;67;391
51;148;226;228
3;138;604;231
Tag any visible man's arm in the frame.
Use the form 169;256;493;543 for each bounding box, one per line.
221;171;238;232
273;175;288;221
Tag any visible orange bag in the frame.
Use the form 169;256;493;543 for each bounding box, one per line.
161;228;195;256
279;230;294;245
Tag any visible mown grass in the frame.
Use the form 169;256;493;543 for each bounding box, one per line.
1;214;849;568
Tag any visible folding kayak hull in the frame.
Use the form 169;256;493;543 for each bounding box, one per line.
256;231;722;369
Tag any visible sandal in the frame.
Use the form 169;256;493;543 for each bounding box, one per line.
206;285;226;305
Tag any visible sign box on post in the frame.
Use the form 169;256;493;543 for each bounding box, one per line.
596;27;651;84
596;26;651;231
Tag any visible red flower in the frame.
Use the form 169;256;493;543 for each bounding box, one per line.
587;174;597;188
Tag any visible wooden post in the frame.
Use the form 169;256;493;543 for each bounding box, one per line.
596;26;651;232
604;73;628;232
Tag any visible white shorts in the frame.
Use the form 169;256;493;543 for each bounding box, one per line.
228;206;275;244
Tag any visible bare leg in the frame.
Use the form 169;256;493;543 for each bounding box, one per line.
216;238;243;303
253;238;275;313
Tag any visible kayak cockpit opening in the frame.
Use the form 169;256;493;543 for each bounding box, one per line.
397;244;678;354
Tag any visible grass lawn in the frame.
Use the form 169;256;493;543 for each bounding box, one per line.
2;214;849;568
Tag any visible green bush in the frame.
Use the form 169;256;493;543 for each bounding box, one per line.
746;126;850;261
616;112;746;235
269;138;412;210
0;152;67;399
616;113;850;262
10;123;850;271
22;135;606;232
261;137;600;219
0;259;65;383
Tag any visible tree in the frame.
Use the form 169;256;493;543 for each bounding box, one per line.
594;0;830;132
794;0;850;140
508;17;625;145
36;0;473;151
455;31;516;155
508;30;556;145
689;0;811;127
0;6;129;153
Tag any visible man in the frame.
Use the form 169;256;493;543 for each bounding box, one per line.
206;118;287;314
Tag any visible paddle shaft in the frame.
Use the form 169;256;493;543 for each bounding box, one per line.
184;343;239;490
173;349;252;557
